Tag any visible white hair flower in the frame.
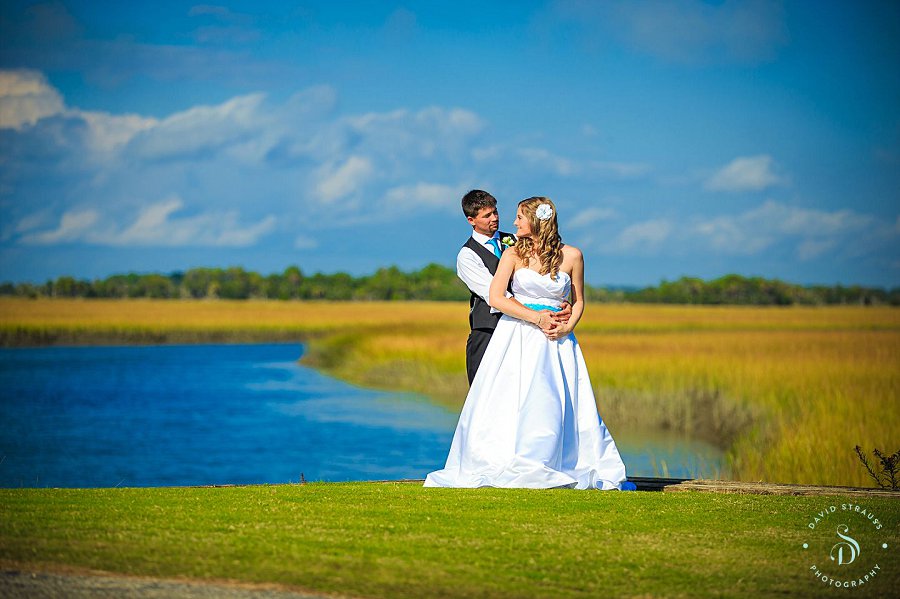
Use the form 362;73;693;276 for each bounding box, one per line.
535;204;554;221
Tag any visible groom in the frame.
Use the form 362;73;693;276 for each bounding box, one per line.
457;190;567;385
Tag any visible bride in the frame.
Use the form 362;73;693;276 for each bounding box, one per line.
425;197;633;490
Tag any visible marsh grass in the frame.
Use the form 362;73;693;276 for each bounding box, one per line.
1;298;897;487
1;483;898;598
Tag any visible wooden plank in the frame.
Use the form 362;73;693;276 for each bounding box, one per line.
658;479;900;498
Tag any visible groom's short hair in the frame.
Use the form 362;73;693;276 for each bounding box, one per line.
461;190;497;218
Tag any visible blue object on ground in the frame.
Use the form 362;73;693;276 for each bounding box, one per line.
621;481;638;491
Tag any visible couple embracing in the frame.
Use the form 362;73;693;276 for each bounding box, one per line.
424;190;634;491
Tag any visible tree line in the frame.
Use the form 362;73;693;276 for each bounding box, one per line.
1;265;896;305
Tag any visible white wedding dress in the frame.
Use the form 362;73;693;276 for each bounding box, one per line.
424;268;628;490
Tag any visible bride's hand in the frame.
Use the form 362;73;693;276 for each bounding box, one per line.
535;310;557;333
545;320;572;341
542;323;561;340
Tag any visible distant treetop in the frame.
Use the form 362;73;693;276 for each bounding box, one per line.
0;265;895;305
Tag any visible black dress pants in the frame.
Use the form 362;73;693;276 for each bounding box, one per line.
465;328;494;386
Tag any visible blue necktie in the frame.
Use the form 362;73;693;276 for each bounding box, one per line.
488;238;502;258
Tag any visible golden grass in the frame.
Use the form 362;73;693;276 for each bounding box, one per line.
1;298;897;487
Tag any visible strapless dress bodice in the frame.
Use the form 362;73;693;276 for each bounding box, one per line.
511;268;571;308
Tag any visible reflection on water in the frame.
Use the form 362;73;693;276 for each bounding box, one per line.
614;428;725;480
0;343;723;488
260;363;456;431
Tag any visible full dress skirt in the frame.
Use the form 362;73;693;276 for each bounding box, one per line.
424;269;627;490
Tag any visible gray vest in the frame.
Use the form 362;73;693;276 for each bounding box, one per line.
464;233;514;331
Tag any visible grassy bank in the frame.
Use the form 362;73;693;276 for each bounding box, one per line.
1;298;898;487
1;483;898;598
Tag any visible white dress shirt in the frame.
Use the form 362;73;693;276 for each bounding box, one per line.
457;231;511;313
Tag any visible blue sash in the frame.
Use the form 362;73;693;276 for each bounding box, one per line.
523;303;562;312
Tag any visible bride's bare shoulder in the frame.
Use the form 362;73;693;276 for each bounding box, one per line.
560;243;583;261
500;246;524;269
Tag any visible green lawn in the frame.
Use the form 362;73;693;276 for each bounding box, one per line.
1;483;898;598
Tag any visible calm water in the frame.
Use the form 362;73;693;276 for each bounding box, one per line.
0;344;723;488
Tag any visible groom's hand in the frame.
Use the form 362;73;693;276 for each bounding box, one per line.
556;301;572;323
542;302;571;340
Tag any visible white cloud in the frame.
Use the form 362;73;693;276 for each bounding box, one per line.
384;182;465;211
705;154;783;192
1;71;507;249
582;199;897;263
293;235;318;250
693;214;774;255
692;200;881;259
346;106;484;161
586;200;896;262
103;196;275;247
0;70;65;129
348;106;484;139
474;144;648;179
518;147;578;176
281;85;338;122
314;156;374;203
14;210;53;234
126;93;266;160
111;197;185;244
425;107;483;136
0;69;652;247
517;148;650;179
213;215;276;247
20;196;276;247
0;69;155;156
797;238;837;261
471;145;503;162
747;200;872;237
20;209;100;244
569;207;617;228
604;218;673;253
76;110;157;153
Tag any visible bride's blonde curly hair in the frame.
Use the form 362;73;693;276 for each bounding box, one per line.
515;197;563;279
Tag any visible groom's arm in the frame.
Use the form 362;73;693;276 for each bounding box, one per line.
456;247;492;306
457;247;515;312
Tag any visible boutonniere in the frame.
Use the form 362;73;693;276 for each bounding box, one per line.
501;235;516;247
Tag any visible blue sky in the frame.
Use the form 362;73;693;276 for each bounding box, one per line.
1;0;898;287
